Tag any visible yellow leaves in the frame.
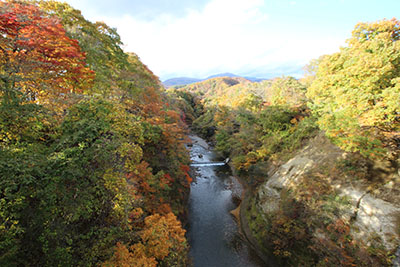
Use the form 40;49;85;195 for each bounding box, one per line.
255;146;269;159
103;170;135;220
105;213;187;266
351;18;400;46
241;151;259;170
307;19;400;158
119;142;143;171
139;213;186;260
102;242;157;267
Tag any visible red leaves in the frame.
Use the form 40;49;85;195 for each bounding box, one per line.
0;1;94;109
180;164;192;185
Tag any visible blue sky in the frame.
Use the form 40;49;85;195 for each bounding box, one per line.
63;0;400;80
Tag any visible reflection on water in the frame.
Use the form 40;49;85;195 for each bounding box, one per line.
187;135;265;267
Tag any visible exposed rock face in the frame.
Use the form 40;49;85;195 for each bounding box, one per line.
256;133;400;253
258;133;344;214
353;193;400;250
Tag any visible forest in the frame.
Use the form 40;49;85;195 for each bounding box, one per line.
1;0;399;266
168;19;400;266
0;1;191;266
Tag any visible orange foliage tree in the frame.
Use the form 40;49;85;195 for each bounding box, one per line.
104;213;187;267
0;1;93;109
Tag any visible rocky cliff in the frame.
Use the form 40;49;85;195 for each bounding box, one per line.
246;133;400;266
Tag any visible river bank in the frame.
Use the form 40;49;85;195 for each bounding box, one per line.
227;164;279;267
238;133;400;266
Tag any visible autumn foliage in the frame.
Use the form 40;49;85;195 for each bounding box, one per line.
0;1;190;266
0;1;93;110
307;19;400;158
170;18;399;267
103;213;187;267
2;0;398;265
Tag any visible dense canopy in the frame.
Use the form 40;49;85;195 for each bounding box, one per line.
307;19;400;158
0;0;399;266
0;1;190;266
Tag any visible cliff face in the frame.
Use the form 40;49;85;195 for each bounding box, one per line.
249;133;400;265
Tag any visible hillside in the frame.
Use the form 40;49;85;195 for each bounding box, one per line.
0;1;190;266
171;18;400;266
206;72;265;82
163;72;266;87
1;1;399;266
169;75;305;112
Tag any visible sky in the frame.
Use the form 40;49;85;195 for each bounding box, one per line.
62;0;400;81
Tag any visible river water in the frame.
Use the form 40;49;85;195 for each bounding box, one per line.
187;135;265;267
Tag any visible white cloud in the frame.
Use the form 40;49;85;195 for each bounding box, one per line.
77;0;344;80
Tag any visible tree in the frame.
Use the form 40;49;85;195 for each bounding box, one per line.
0;1;93;110
37;1;161;97
267;76;306;107
103;213;187;267
0;2;191;266
307;19;400;158
301;56;326;88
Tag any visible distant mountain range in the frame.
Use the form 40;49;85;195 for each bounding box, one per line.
162;72;266;87
162;77;202;87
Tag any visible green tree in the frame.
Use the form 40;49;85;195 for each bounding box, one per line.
267;76;306;107
307;19;400;158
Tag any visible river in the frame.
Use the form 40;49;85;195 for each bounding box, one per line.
187;135;265;267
